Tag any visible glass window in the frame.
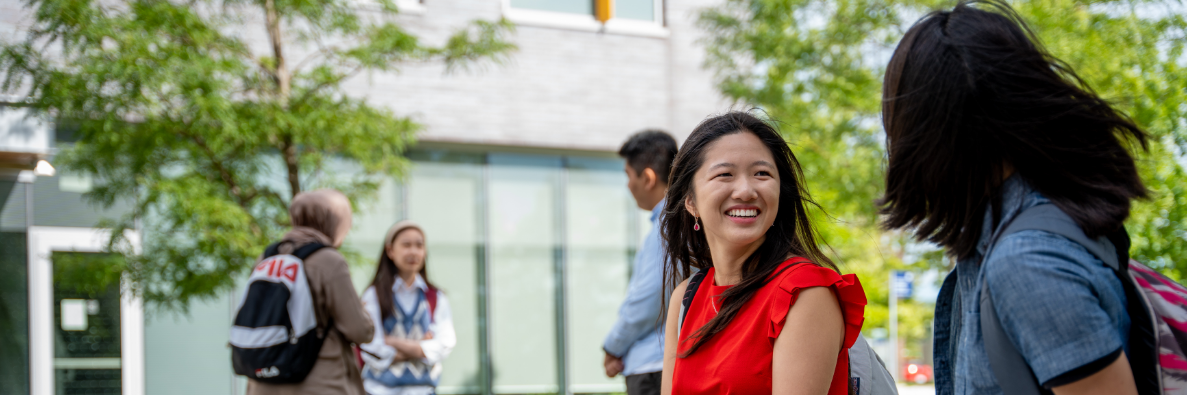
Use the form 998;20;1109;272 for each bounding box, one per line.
0;180;28;395
406;160;485;394
52;252;124;395
510;0;660;23
1;180;26;231
564;158;633;393
616;0;655;21
509;0;591;15
488;154;561;394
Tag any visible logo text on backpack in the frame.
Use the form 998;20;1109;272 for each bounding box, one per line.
254;257;299;283
255;366;280;378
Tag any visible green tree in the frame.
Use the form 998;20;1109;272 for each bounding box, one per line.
699;0;1187;358
0;0;515;310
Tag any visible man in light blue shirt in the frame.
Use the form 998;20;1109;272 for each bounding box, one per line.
603;130;677;395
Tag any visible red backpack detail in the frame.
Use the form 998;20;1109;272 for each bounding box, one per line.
425;286;438;324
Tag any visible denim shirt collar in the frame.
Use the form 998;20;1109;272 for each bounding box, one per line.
974;175;1037;258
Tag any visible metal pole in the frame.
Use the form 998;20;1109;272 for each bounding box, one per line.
555;162;571;395
479;160;494;395
889;273;898;382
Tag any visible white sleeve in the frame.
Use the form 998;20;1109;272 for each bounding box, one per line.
419;292;456;366
359;287;398;371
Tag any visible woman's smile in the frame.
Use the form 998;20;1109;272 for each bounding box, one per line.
725;205;761;224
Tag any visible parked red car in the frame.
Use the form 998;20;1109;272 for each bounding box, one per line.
903;363;934;384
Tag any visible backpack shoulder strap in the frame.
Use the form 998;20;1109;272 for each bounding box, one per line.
262;242;282;259
291;243;328;260
677;269;708;338
999;204;1118;269
980;281;1048;395
425;286;439;324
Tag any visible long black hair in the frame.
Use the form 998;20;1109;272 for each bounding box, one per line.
879;0;1149;259
662;111;836;356
370;226;435;323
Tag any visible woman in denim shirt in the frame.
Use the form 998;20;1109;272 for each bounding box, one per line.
878;2;1150;395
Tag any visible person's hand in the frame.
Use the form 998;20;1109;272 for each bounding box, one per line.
424;331;434;340
604;352;624;378
385;335;411;349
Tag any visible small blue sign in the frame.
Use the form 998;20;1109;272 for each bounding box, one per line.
893;271;914;299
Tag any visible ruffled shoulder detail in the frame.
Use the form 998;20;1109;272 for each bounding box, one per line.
767;258;867;349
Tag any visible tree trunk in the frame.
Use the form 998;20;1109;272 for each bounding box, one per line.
264;0;290;105
283;135;300;198
264;0;298;197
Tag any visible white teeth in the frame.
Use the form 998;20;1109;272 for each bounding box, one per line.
728;209;758;217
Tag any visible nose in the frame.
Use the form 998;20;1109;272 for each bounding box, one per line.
731;177;759;201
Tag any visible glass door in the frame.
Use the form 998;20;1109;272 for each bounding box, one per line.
28;227;143;395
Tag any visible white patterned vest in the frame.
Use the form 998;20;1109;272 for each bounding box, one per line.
363;289;440;387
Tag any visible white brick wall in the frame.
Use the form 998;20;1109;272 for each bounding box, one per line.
0;0;730;151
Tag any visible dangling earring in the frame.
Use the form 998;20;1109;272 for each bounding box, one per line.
693;216;701;231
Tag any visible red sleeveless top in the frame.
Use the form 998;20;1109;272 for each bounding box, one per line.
671;258;866;395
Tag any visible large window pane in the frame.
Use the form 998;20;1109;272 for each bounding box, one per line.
345;178;403;294
565;158;633;393
488;154;560;394
510;0;591;15
144;295;237;395
616;0;655;21
0;179;28;395
406;161;485;394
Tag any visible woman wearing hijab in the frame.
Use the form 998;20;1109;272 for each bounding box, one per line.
247;189;376;395
360;221;457;395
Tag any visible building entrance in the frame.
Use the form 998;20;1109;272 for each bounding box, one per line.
28;227;143;395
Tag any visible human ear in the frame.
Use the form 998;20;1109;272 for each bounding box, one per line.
684;195;699;218
642;167;658;190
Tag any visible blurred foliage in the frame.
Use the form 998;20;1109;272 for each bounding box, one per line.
700;0;1186;359
53;253;127;299
0;0;516;311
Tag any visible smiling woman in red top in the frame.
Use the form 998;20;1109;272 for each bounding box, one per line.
658;112;866;395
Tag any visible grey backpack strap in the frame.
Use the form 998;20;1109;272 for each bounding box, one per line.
980;282;1047;395
999;204;1117;270
677;269;707;339
980;204;1117;394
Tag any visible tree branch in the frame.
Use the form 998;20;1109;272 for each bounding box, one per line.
263;0;290;108
293;64;364;106
181;130;250;211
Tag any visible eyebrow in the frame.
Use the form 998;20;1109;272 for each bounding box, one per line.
707;160;774;171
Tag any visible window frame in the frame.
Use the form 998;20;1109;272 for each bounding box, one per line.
501;0;668;38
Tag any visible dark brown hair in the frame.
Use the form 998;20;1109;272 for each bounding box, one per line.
662;111;836;356
369;227;435;322
618;129;679;184
879;1;1148;259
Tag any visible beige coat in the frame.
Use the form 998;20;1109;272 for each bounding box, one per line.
248;190;374;395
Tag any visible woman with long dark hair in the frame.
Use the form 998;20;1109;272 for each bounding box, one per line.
659;112;866;395
360;221;455;395
880;2;1147;394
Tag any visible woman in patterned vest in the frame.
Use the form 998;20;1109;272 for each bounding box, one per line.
361;221;456;395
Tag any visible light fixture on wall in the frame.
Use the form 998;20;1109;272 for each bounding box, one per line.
33;159;56;177
594;0;613;24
